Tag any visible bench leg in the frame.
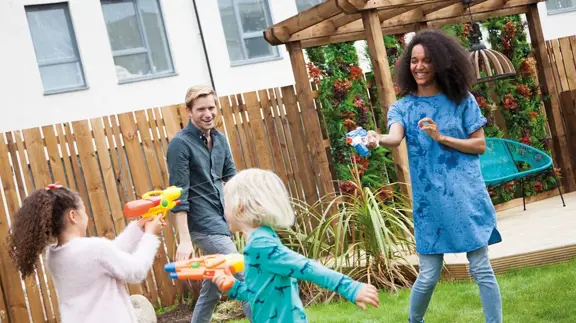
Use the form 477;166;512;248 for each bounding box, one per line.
521;179;526;211
550;168;566;207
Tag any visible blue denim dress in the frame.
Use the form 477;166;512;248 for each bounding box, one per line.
388;92;502;255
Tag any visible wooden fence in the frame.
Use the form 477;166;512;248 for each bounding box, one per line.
0;85;332;323
546;35;576;180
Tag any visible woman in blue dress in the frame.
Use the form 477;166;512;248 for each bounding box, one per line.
367;29;503;323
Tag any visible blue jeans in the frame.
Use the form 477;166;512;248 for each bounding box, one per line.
190;232;252;323
409;246;502;323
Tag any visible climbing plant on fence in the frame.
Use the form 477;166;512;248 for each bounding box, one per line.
306;43;395;198
444;15;559;204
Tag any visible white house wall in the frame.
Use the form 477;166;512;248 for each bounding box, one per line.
1;0;217;132
194;0;296;97
537;2;576;40
1;0;574;133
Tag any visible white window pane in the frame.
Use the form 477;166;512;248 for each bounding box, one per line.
26;7;76;63
26;3;85;93
218;0;277;63
238;0;268;33
138;0;173;73
101;0;174;81
114;53;151;78
296;0;323;13
245;36;273;59
102;1;144;51
39;62;84;92
218;0;245;62
547;0;575;10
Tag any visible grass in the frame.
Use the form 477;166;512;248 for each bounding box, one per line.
230;259;576;322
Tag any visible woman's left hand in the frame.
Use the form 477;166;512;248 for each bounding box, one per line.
418;118;442;142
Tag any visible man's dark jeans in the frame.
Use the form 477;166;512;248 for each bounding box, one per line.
189;232;252;323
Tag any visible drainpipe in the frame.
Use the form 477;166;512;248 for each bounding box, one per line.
192;0;216;91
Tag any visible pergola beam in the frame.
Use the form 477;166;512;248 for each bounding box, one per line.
301;25;414;48
264;0;342;45
428;6;528;27
380;0;467;28
289;1;458;44
273;0;541;48
299;5;536;48
345;0;448;10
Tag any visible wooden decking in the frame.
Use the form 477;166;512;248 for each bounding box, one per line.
407;191;576;281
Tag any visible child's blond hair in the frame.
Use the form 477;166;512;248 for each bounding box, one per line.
224;168;295;229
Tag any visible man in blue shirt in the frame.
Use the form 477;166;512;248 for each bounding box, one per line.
166;85;251;323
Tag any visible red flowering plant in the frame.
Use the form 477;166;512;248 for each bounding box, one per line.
444;16;558;204
481;15;559;202
306;42;394;194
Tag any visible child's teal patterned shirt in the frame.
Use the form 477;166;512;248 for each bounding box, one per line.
227;226;361;322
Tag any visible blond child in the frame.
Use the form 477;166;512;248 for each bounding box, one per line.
212;168;380;322
7;185;165;323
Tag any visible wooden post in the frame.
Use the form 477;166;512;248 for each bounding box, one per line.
526;4;576;192
414;22;428;32
362;9;412;199
560;90;576;173
286;41;335;197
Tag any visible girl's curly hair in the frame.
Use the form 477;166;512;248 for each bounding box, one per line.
7;187;81;278
396;29;476;104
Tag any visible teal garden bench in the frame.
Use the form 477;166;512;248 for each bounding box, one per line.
479;138;566;210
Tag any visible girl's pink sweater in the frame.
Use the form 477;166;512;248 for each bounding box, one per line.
46;221;160;323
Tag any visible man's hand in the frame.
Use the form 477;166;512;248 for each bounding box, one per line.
176;240;195;261
173;211;194;261
418;118;443;142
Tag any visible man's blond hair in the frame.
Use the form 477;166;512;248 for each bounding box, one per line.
185;85;216;109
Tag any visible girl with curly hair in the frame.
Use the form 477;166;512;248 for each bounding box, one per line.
7;185;165;323
367;29;503;323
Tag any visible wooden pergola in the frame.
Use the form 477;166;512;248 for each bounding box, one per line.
264;0;576;196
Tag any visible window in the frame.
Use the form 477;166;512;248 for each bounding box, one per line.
101;0;174;82
217;0;279;65
296;0;323;13
25;3;86;94
546;0;576;14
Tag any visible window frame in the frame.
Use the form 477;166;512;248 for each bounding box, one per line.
546;0;576;15
101;0;176;84
25;2;88;95
295;0;323;13
221;0;281;67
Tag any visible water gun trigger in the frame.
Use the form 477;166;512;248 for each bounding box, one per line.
123;186;183;219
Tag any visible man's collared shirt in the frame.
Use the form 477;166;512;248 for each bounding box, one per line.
167;121;236;236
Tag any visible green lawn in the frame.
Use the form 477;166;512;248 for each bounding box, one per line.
231;259;576;323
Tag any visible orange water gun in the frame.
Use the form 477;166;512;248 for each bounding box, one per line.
123;186;183;219
164;254;244;291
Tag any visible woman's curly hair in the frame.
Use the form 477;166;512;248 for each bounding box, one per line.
396;29;476;104
7;187;80;278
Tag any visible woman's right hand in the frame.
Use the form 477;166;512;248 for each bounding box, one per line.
144;215;166;235
366;130;380;150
